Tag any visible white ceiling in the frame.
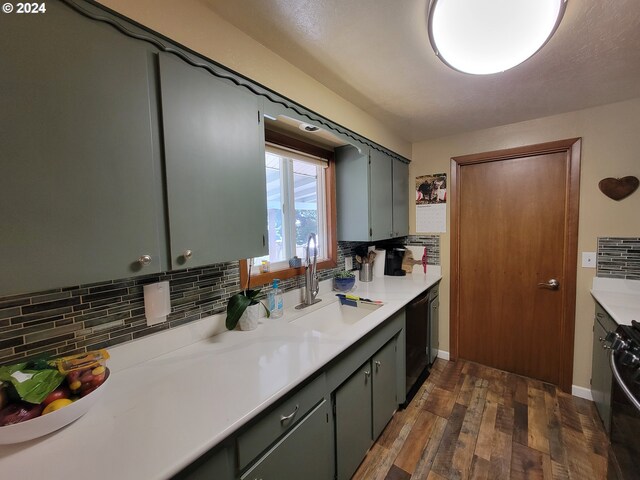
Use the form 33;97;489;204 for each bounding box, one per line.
205;0;640;143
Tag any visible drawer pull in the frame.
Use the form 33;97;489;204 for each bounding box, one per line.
596;312;604;319
280;404;299;424
375;360;382;372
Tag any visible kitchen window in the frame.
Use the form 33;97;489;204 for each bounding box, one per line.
241;130;337;287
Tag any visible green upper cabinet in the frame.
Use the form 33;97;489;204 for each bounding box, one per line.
369;149;394;241
336;145;409;242
392;159;410;237
0;1;163;296
158;53;268;269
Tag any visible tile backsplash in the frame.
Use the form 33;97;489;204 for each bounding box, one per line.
597;237;640;280
0;241;365;365
0;235;441;365
406;235;441;265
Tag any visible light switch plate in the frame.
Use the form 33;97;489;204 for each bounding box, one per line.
344;256;353;271
582;252;596;268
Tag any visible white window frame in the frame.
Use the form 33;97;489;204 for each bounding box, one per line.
258;144;329;273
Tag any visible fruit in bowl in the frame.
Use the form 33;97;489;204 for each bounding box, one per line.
0;350;110;444
333;270;356;292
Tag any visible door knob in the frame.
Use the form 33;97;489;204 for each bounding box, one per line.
537;278;559;290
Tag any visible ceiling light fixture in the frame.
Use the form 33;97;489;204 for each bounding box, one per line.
428;0;567;75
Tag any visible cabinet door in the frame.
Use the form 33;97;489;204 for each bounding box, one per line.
429;292;440;365
241;400;331;480
159;53;267;269
592;307;615;433
335;361;373;480
335;145;371;241
0;1;162;295
174;446;233;480
392;159;409;237
372;338;398;439
369;149;393;241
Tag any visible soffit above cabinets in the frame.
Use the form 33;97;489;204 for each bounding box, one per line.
205;0;640;142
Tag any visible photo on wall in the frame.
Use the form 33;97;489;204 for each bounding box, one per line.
416;173;447;233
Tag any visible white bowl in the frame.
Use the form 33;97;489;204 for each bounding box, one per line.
0;369;110;445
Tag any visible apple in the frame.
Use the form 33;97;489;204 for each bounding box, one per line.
42;386;71;407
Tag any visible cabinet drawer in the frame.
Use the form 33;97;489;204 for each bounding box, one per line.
240;400;331;480
237;373;326;471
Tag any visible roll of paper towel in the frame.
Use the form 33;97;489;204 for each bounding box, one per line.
373;249;386;277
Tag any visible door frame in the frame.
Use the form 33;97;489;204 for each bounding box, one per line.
450;138;581;392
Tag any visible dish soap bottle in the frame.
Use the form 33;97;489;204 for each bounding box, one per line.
268;279;284;318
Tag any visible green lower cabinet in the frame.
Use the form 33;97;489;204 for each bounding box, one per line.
172;446;234;480
335;336;399;480
240;400;332;480
335;361;374;480
591;303;616;433
372;338;398;439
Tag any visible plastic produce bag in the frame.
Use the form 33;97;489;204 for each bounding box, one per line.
0;363;65;404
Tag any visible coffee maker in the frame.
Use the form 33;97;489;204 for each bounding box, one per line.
384;247;406;276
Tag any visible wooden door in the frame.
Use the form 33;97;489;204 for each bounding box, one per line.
451;139;581;391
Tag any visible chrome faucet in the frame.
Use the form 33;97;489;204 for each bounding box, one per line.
296;233;322;309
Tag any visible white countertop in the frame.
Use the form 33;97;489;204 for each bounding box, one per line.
591;277;640;326
0;270;441;480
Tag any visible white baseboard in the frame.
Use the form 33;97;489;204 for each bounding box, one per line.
437;350;450;361
571;385;593;400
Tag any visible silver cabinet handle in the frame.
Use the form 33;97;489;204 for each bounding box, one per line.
375;360;381;372
138;255;152;266
364;370;371;379
183;250;193;261
537;278;559;290
280;404;299;424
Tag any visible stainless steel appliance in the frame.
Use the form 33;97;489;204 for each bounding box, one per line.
605;321;640;479
403;285;439;406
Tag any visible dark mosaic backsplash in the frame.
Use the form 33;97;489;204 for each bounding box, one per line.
597;237;640;280
406;234;440;265
0;236;442;365
0;241;364;365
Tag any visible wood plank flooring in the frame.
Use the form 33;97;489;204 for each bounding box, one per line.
353;359;609;480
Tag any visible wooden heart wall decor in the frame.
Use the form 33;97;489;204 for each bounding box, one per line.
598;176;639;201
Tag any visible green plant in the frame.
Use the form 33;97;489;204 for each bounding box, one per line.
334;270;355;279
226;261;270;330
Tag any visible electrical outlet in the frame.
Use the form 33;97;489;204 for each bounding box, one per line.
582;252;596;268
344;256;353;271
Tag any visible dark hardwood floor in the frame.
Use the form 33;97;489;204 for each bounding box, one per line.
353;359;609;480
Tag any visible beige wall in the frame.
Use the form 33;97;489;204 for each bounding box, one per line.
411;97;640;389
97;0;411;158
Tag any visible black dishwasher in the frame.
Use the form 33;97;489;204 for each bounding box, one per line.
404;285;439;405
